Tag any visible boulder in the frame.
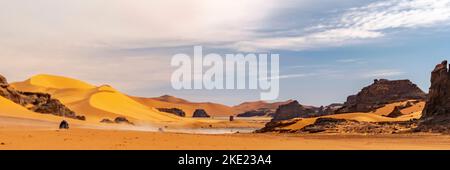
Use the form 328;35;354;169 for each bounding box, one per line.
114;117;134;125
59;120;69;129
192;109;210;118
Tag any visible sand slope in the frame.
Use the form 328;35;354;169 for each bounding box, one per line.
10;74;182;124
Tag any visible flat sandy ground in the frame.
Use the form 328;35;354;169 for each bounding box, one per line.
2;126;450;150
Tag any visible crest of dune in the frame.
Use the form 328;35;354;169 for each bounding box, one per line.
10;74;182;124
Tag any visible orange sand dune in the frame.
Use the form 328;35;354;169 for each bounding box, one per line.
371;100;425;116
10;75;183;124
9;74;262;128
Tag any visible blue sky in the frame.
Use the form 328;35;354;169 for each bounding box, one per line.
1;0;450;106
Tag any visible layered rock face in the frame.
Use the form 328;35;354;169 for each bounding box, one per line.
336;79;426;113
0;74;84;120
271;100;315;121
421;60;450;124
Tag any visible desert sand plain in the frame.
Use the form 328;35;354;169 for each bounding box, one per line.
1;74;450;150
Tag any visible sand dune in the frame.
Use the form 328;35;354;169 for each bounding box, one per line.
132;95;238;117
9;74;263;129
10;75;183;124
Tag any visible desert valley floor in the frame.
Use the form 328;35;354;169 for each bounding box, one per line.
1;73;450;150
1;115;450;150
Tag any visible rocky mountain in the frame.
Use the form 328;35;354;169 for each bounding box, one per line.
0;74;84;120
336;79;426;113
421;60;450;125
271;100;316;121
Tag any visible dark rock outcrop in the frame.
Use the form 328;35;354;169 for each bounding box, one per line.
271;101;315;121
0;74;84;120
237;108;273;117
157;108;186;117
418;61;450;133
100;118;114;123
0;75;7;85
422;60;450;121
257;117;418;134
336;79;426;113
114;117;134;125
59;120;69;129
192;109;210;118
385;106;403;118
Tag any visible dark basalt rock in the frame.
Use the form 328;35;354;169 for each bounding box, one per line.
193;109;210;118
114;117;134;125
336;79;426;113
59;120;69;129
157;108;186;117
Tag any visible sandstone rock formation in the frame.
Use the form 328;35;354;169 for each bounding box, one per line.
0;74;84;120
192;109;210;118
0;74;7;85
271;100;315;121
336;79;426;113
421;60;450;126
157;108;186;117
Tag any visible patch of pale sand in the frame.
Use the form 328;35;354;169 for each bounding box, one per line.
1;127;450;150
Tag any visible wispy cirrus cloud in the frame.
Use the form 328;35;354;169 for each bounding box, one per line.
361;69;406;78
234;0;450;51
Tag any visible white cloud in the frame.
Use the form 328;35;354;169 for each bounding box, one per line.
361;69;405;78
235;0;450;51
0;0;282;95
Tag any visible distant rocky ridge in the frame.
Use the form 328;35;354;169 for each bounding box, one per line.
336;79;426;113
271;100;316;121
157;108;186;117
0;74;84;120
237;108;274;117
